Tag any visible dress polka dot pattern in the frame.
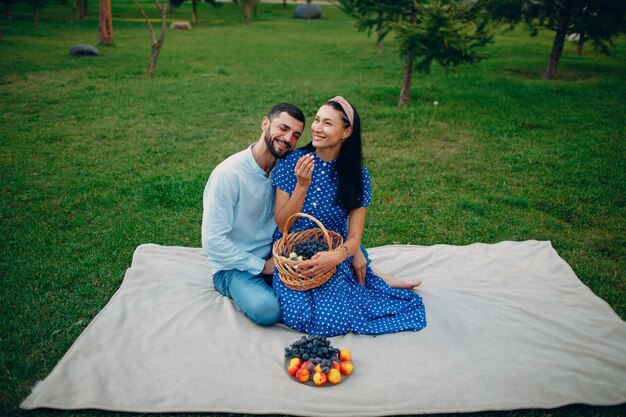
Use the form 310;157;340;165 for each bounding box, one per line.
271;150;427;336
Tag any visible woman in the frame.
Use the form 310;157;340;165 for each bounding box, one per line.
271;96;427;336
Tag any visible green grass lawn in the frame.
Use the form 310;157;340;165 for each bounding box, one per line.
1;1;625;416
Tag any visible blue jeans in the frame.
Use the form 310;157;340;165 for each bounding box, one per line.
212;269;281;326
212;244;371;326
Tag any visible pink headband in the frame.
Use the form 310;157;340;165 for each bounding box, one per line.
329;96;354;127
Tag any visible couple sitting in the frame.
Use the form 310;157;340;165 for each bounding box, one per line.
201;98;426;337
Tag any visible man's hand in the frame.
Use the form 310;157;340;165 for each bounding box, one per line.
351;247;367;285
262;257;275;275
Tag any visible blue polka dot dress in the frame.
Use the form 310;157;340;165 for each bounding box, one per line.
271;149;427;337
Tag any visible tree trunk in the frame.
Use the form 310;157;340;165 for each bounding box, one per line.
253;0;258;18
83;0;88;16
243;1;251;25
192;0;197;23
398;5;417;107
577;32;585;55
133;0;167;79
376;28;384;49
4;0;12;21
282;0;286;8
375;13;384;48
98;0;113;44
33;0;38;24
398;51;415;107
146;41;163;79
542;1;573;80
145;0;167;79
77;0;83;19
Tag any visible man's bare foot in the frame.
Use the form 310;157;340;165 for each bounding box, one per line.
371;265;422;289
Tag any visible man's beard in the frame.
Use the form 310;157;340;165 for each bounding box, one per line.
264;130;293;159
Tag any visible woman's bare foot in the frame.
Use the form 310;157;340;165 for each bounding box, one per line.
371;265;422;289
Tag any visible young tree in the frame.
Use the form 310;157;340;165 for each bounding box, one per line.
396;2;417;107
74;0;88;17
98;0;113;44
569;1;626;56
2;0;13;21
32;0;40;24
241;0;258;25
169;0;220;24
480;0;626;80
133;0;168;79
73;0;83;18
339;0;493;107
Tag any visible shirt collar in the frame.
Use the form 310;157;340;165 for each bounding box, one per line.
313;152;336;166
247;144;269;177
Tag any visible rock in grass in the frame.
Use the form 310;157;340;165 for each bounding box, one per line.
170;21;192;30
294;4;321;19
69;44;100;56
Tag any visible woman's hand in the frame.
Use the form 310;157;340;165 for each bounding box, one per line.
351;247;367;285
297;250;343;279
294;153;314;189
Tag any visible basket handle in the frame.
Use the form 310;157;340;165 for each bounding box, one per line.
282;212;334;250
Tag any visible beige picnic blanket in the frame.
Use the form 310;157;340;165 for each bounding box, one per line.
21;241;626;415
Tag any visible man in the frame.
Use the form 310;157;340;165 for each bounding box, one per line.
202;103;305;326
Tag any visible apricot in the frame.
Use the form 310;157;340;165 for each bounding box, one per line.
289;357;302;368
314;363;323;374
332;360;341;371
339;348;351;362
327;368;342;384
287;364;299;377
312;371;327;386
295;368;310;383
300;361;314;370
339;360;353;375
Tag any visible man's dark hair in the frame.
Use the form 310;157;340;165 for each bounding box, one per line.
267;103;305;126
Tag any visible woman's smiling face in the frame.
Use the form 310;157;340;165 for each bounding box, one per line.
311;104;352;156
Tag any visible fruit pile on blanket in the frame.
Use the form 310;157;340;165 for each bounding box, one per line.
284;335;354;386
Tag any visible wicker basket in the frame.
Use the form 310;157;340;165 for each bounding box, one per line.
272;212;343;291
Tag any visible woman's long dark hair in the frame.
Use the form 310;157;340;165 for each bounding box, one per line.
300;100;363;210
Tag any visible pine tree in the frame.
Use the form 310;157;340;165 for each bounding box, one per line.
338;0;493;107
480;0;626;80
